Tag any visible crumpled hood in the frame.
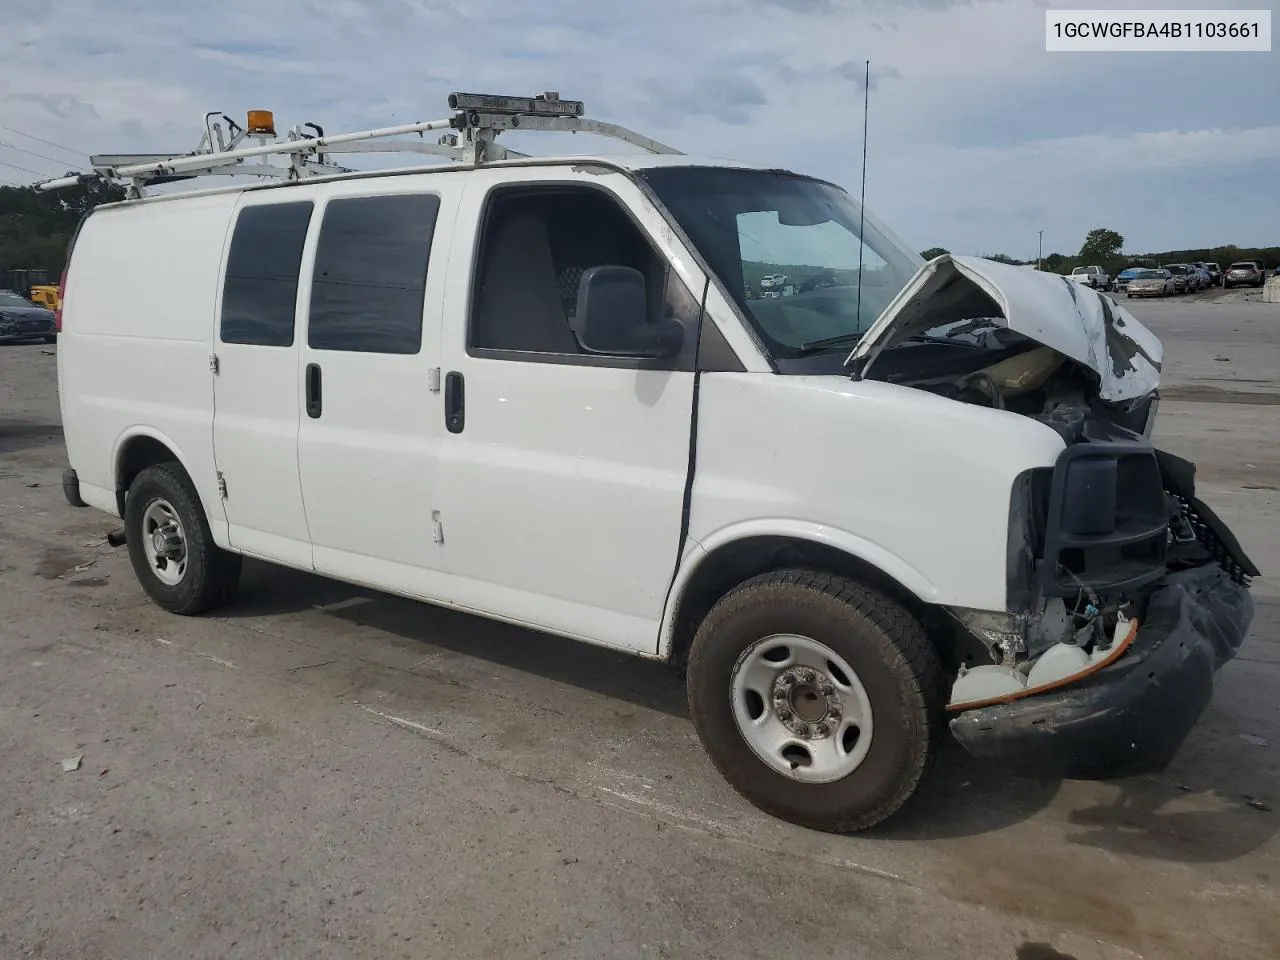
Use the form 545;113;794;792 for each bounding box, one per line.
847;255;1163;404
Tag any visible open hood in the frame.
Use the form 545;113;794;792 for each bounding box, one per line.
847;255;1163;404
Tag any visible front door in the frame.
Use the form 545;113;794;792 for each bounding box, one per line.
435;171;704;653
295;186;453;597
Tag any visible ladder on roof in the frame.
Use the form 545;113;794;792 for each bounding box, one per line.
35;92;683;198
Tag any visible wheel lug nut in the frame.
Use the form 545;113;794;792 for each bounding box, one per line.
813;723;828;738
777;709;792;721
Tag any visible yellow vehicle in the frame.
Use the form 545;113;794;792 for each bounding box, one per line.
8;269;60;311
27;285;59;311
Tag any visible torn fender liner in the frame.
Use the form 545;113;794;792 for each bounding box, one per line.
848;255;1163;403
948;565;1253;780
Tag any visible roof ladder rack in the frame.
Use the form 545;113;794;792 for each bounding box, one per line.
36;91;682;198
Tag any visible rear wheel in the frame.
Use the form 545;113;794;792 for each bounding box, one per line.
124;462;241;615
686;569;944;833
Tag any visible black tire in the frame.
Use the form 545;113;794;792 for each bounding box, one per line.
686;569;944;833
124;462;241;615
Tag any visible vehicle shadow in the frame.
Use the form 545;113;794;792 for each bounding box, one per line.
876;748;1277;860
226;559;689;718
1061;776;1278;863
864;743;1064;840
224;561;1277;858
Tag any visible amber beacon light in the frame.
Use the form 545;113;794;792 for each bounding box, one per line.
246;110;276;136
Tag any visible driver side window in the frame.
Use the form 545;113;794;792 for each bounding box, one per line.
468;185;699;370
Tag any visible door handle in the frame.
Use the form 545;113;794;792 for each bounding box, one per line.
444;371;464;434
305;363;322;419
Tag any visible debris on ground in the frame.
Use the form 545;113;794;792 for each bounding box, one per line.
61;755;83;773
1239;733;1271;748
1247;800;1272;813
1214;356;1231;362
61;560;97;577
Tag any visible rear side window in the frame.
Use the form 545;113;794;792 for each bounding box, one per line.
220;201;314;347
308;193;439;354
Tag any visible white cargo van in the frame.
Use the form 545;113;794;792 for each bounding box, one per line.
43;95;1258;832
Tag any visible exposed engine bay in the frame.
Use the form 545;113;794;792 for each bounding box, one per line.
869;327;1157;440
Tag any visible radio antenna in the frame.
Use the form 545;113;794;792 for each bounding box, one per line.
855;59;870;326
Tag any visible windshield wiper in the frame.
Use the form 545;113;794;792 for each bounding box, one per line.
797;332;864;354
899;333;983;348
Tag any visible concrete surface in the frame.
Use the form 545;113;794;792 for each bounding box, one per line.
2;290;1277;960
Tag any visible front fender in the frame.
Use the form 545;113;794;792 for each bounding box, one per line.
667;373;1068;657
657;518;941;659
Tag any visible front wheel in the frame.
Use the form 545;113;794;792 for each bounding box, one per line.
124;462;242;615
686;570;944;833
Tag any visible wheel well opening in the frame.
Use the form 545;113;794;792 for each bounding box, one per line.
116;436;179;515
667;536;935;669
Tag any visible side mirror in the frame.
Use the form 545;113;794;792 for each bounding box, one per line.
572;265;684;359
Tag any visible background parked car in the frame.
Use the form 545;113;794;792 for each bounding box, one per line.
1192;264;1212;290
1069;265;1112;290
1224;261;1267;288
1114;267;1144;291
1126;268;1175;298
0;290;58;344
1198;261;1222;286
1163;263;1193;293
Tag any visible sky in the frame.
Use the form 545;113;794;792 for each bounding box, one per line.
0;0;1275;259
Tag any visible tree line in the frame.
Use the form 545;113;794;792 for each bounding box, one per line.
0;182;126;284
921;227;1277;277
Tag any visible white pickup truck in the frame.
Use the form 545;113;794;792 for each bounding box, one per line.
1068;265;1112;291
41;93;1258;834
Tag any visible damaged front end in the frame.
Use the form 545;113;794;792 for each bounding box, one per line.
946;445;1257;779
849;256;1259;779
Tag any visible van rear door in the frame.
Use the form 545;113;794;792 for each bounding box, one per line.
294;186;452;595
212;197;315;568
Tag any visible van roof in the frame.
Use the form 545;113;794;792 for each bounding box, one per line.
88;153;799;211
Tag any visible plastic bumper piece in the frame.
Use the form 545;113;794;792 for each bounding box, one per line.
949;564;1253;779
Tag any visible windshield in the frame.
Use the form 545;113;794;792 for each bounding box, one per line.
1166;265;1187;274
1071;267;1092;275
1135;270;1164;279
0;291;38;308
639;166;923;359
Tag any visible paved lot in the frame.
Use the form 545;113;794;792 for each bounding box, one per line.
2;291;1278;960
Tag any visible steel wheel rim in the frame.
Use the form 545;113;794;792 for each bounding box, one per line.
140;498;188;586
730;634;875;784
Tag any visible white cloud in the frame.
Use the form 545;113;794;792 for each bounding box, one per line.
0;0;1274;253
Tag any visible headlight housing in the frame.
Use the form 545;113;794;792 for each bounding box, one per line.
1039;442;1167;597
